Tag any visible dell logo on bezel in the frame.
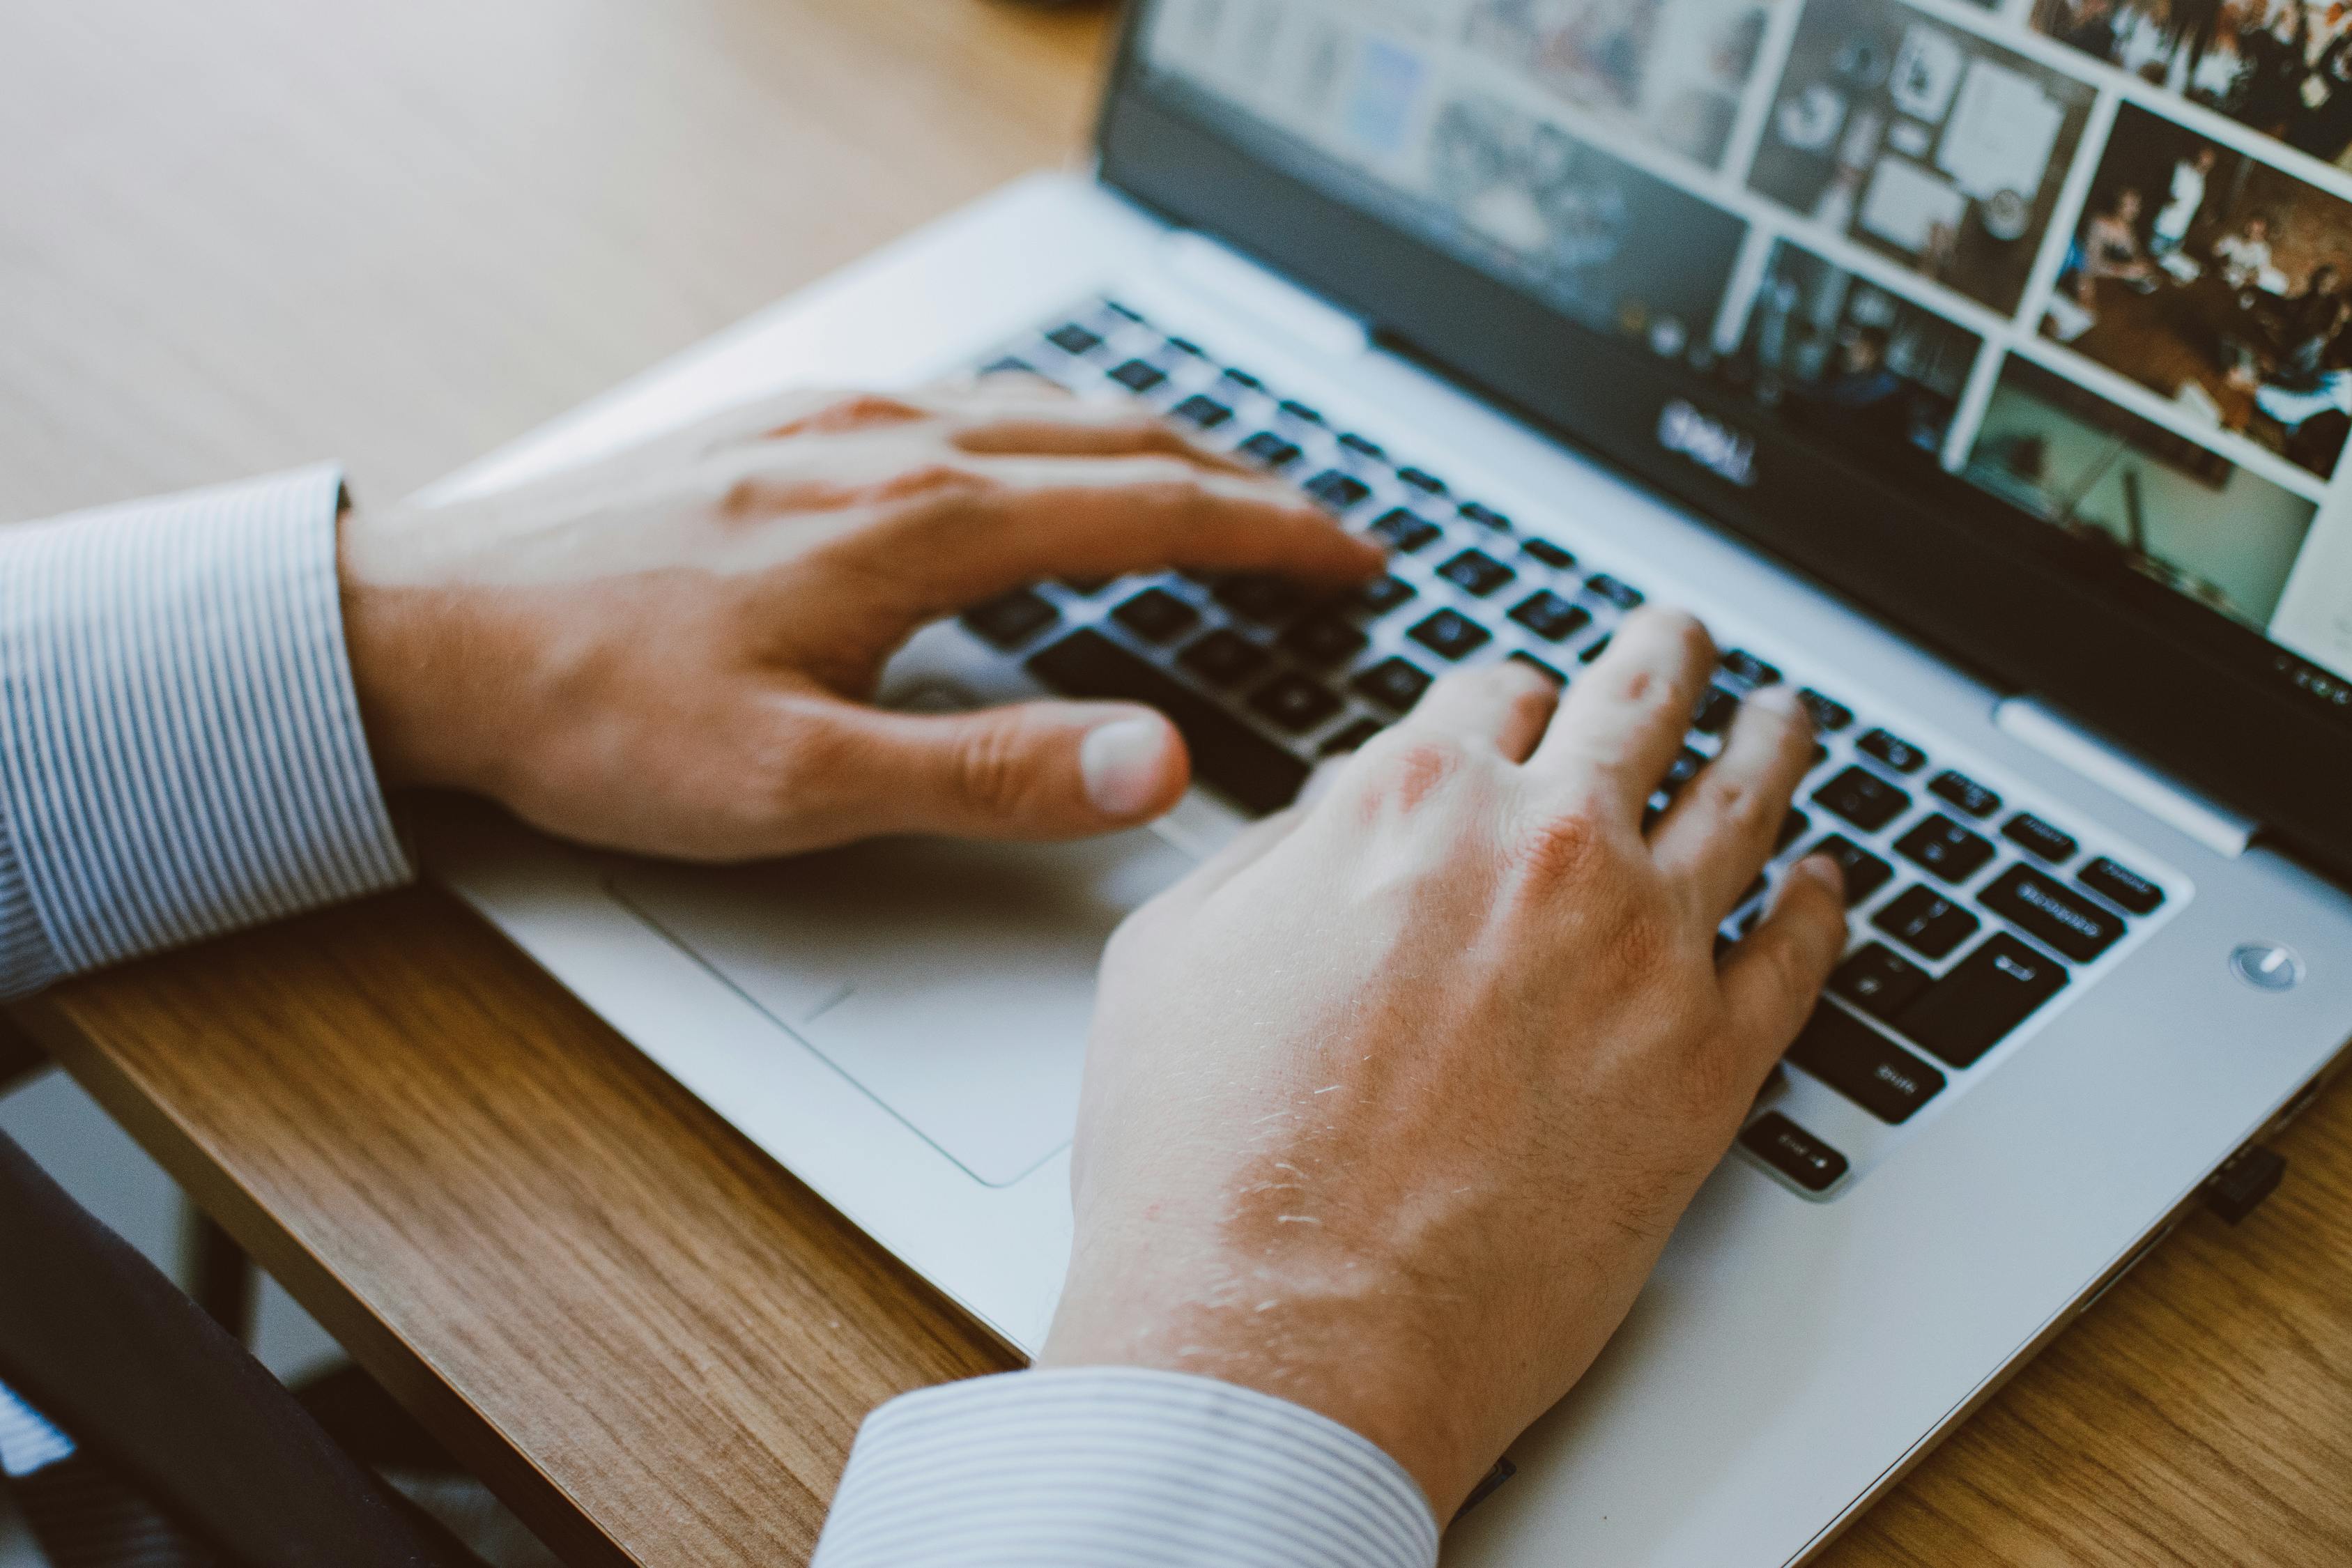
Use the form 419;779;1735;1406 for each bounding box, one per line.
1657;399;1759;489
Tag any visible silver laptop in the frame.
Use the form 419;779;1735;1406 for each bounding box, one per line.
420;3;2352;1561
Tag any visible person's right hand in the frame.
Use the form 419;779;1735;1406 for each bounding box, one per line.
1040;608;1849;1520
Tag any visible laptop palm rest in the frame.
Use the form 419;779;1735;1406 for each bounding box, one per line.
607;829;1194;1187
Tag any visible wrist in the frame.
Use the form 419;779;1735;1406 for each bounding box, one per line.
337;501;497;794
1040;1240;1486;1519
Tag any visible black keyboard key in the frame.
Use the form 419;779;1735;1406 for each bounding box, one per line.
1797;689;1853;732
1929;771;2002;819
1509;650;1567;686
2002;813;2078;863
1238;431;1304;469
1788;1007;1947;1124
961;587;1060;650
1722;650;1781;687
1353;575;1418;617
1369;509;1443;553
1029;630;1306;815
1171;394;1233;429
1457;500;1509;528
1585;573;1644;610
1353;657;1435;713
1894;815;1995;884
1813;766;1912;832
2080;857;2164;915
1898;932;2070;1068
1214;575;1307;623
1304;470;1374;513
1047;323;1102;355
1338;433;1386;461
1250;674;1344;735
1102;299;1144;322
1282;615;1370;666
1522;537;1576;570
1165;336;1205;357
1578;634;1613;664
1222;367;1263;390
1319;717;1386;757
1439;550;1517;597
1741;1112;1849;1193
1180;629;1272;689
1810;835;1893;905
1776;808;1811;854
1508;591;1591;643
1979;866;2126;962
1109;359;1168;393
1693;685;1741;736
1408;610;1493;661
1278;399;1324;425
1111;587;1201;645
1857;728;1928;774
1661;746;1707;798
1831;942;1930;1021
1398;466;1447;494
981;355;1034;376
1871;885;1981;960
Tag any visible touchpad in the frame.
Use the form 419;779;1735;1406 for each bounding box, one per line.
608;830;1194;1186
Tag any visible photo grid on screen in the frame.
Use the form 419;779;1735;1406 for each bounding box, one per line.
1143;0;2352;680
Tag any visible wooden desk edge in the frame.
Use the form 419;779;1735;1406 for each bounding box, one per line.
15;985;642;1568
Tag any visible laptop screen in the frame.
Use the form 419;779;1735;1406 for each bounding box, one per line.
1123;0;2352;716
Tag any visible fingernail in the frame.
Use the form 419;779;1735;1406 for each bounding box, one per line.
1794;853;1846;898
1081;716;1174;818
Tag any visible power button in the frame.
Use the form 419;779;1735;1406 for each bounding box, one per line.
2231;944;2305;993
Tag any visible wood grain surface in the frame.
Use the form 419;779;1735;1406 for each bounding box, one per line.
3;1;2347;1563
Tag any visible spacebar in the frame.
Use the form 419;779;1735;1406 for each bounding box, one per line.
1027;629;1309;816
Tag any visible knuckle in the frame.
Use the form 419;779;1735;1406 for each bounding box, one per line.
1693;768;1776;841
1510;804;1610;891
952;719;1047;820
881;461;992;504
1353;735;1470;815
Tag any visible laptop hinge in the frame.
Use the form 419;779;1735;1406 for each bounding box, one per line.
1158;231;1374;361
1994;698;2254;859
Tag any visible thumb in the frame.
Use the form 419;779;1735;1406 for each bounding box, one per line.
807;700;1192;842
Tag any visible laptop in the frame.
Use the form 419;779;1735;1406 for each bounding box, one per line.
419;2;2352;1561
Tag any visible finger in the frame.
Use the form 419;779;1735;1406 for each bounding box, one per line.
1395;661;1560;762
1528;607;1719;821
948;406;1257;477
1650;683;1818;923
792;698;1192;843
886;454;1385;615
1717;854;1849;1081
699;388;930;451
1156;797;1317;914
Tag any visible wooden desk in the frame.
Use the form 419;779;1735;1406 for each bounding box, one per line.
3;3;2347;1563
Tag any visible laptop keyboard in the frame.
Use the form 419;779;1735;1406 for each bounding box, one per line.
960;298;2184;1199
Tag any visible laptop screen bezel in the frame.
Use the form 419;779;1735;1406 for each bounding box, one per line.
1090;7;2352;885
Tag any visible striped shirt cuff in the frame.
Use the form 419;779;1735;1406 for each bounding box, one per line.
813;1368;1440;1568
0;467;411;999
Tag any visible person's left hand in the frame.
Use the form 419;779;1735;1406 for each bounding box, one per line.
339;378;1381;857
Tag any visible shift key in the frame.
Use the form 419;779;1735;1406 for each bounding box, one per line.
1898;932;2070;1068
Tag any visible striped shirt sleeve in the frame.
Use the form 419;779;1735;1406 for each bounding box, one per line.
0;466;411;1000
813;1367;1440;1568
